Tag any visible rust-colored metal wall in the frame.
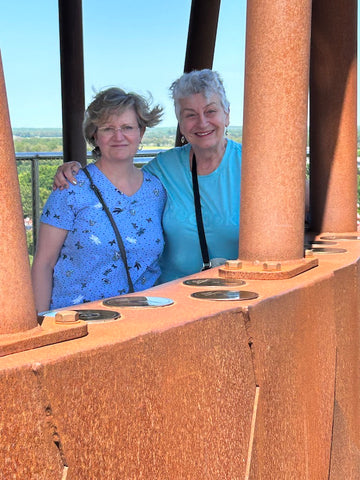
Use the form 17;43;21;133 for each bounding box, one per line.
1;241;360;478
329;261;360;476
249;278;337;477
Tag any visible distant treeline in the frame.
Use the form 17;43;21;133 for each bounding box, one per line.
13;128;63;138
12;126;243;152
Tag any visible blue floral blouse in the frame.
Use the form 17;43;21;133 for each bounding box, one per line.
40;163;166;309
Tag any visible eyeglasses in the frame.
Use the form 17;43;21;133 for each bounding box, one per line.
97;125;140;137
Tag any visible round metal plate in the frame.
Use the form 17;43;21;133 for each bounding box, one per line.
103;296;174;307
304;240;337;248
310;247;347;254
320;235;360;241
183;278;246;287
304;241;338;249
74;309;121;323
190;290;259;301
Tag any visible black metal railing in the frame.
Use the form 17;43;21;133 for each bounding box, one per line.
16;150;360;257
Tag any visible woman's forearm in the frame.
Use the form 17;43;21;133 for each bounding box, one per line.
31;261;54;312
31;223;68;312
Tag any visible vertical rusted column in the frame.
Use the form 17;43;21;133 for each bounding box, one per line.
309;0;357;233
175;0;221;146
58;0;87;165
0;52;38;334
238;0;312;261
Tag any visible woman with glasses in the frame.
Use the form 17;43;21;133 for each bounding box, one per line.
53;70;242;285
32;88;166;312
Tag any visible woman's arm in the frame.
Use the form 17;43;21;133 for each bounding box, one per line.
53;161;82;190
31;223;68;312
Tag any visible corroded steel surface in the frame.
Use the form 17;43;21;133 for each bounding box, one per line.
58;0;87;165
0;51;39;334
183;0;220;72
310;0;358;233
0;314;88;357
0;52;88;353
218;256;319;280
1;239;360;478
239;0;312;262
248;272;336;478
1;0;359;477
329;262;360;477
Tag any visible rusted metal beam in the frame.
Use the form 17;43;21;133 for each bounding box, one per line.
176;0;221;146
58;0;87;165
0;52;88;351
309;0;358;233
238;0;312;263
183;0;221;73
0;51;38;335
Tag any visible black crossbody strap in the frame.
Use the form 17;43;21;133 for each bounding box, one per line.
83;166;134;293
191;154;211;270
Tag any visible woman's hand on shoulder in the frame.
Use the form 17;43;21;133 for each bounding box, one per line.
53;161;82;190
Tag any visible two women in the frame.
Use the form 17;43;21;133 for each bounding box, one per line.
39;69;242;309
32;88;166;311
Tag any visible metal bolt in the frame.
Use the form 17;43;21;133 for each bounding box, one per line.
55;310;80;325
225;260;243;270
262;262;281;271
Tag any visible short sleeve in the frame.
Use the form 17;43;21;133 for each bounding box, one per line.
40;188;76;231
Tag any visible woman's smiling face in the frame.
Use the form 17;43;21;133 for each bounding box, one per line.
178;93;229;151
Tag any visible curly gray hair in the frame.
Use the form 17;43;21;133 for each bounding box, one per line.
169;69;230;119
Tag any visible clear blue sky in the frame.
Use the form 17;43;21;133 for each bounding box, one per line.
0;1;358;129
0;1;246;128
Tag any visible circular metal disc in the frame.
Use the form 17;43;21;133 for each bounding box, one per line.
190;290;259;301
304;240;337;248
103;296;174;307
74;309;121;323
320;235;360;241
310;247;347;254
183;278;246;287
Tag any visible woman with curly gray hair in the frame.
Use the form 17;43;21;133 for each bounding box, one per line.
32;88;166;311
53;70;242;284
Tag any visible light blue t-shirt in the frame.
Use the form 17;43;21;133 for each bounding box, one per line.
41;163;166;309
143;139;242;283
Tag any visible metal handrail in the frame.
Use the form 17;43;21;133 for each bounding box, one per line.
16;149;165;161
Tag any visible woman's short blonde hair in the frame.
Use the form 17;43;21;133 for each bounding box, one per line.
83;87;163;154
